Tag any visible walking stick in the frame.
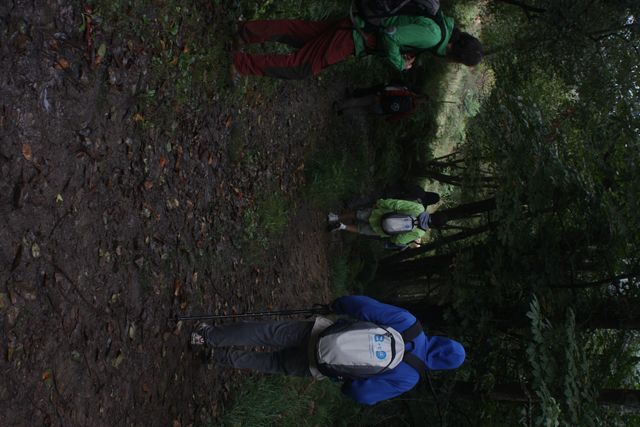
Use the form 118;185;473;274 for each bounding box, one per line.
174;304;332;321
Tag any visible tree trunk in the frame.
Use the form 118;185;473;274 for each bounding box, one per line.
400;300;640;332
451;381;640;408
434;198;497;223
376;253;456;279
381;223;496;265
493;0;547;15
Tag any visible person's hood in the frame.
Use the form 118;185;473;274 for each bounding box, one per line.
417;211;430;230
437;13;455;57
424;336;465;370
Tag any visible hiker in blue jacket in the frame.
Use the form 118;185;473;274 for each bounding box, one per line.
191;295;465;405
331;296;465;404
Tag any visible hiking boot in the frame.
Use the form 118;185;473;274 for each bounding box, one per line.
229;63;241;87
190;322;211;346
332;101;343;116
327;222;346;232
233;17;246;51
232;32;245;51
327;213;339;223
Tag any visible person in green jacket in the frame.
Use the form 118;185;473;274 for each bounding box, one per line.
328;198;436;246
352;11;482;71
231;10;482;80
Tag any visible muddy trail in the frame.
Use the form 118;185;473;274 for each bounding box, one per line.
0;1;360;425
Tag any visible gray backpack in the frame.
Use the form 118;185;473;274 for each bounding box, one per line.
356;0;440;27
316;320;427;380
381;211;430;235
353;0;446;55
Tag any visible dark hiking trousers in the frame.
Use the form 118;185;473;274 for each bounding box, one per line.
205;320;314;377
335;94;383;115
233;19;356;79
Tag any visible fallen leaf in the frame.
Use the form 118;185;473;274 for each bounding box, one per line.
142;383;150;393
159;156;168;168
224;115;233;129
8;289;18;304
132;113;144;123
54;57;70;69
128;323;136;340
21;144;32;160
42;370;52;381
7;344;17;361
143;180;153;191
166;198;180;210
173;321;183;335
31;243;40;258
97;43;107;58
111;351;125;368
11;245;22;271
55;194;63;203
173;279;182;297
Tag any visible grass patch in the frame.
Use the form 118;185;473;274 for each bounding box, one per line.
221;376;363;427
93;0;238;130
305;147;368;209
242;189;292;250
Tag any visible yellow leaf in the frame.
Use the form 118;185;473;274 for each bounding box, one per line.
132;113;144;123
54;57;70;69
22;144;32;160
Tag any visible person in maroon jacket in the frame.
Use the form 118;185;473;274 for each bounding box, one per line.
333;83;425;122
229;11;482;81
231;19;370;81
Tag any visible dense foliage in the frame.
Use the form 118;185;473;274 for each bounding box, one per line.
369;0;640;425
222;1;640;425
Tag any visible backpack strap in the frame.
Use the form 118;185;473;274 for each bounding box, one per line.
401;320;428;380
401;320;424;342
403;351;427;380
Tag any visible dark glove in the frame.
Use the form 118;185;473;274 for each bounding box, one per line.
312;303;333;315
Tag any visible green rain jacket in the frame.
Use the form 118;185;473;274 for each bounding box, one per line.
369;199;427;245
352;12;454;71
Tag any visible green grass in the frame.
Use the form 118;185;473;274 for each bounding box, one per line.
242;189;292;250
239;0;346;20
220;376;363;427
92;0;238;130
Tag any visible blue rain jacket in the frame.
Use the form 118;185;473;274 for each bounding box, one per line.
332;295;465;405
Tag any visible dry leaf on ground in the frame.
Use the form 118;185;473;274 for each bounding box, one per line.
21;144;32;160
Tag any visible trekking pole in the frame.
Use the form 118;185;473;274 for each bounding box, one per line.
174;304;332;321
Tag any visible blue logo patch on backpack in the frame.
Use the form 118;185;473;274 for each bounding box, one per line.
375;350;387;360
